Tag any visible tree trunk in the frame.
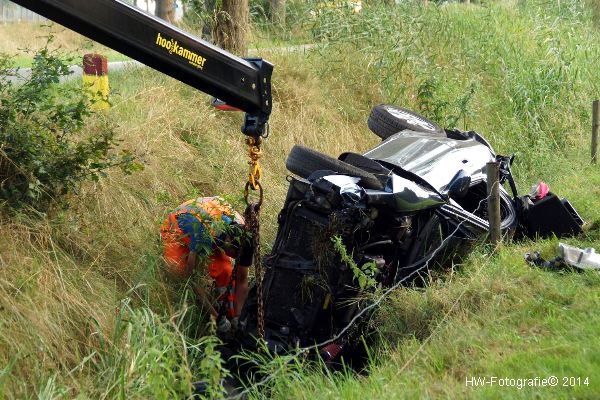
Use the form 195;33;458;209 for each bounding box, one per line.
214;0;249;57
155;0;175;22
270;0;285;26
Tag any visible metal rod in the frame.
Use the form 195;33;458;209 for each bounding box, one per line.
486;161;501;245
592;100;599;164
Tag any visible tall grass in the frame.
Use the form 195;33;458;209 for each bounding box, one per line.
304;0;600;182
2;0;600;398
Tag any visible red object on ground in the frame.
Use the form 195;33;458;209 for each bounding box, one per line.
320;343;343;361
83;53;108;76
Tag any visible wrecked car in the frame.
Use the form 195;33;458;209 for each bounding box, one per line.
234;105;523;361
233;104;584;365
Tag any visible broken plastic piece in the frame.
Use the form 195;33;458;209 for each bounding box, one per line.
320;343;343;361
559;243;600;271
212;97;243;112
529;181;549;200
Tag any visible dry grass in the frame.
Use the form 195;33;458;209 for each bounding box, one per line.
0;45;380;396
0;220;117;395
0;22;127;65
3;0;600;397
0;22;88;53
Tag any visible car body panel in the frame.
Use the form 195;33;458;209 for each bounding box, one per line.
363;130;496;193
323;174;446;212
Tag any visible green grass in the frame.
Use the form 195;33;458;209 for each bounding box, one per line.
2;0;600;398
262;242;600;399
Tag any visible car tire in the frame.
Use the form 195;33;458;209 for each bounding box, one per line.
367;104;445;140
499;190;517;232
286;145;383;190
404;213;448;268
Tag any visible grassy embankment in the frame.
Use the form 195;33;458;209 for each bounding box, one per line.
0;22;130;67
2;0;600;398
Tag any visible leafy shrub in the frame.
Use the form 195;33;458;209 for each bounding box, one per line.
0;38;141;213
415;77;476;129
332;235;377;290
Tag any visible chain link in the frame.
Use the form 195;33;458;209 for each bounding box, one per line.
244;137;265;341
244;201;265;340
246;137;262;191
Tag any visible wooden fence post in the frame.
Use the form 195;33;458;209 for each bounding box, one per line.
83;54;110;111
592;100;599;164
487;161;501;245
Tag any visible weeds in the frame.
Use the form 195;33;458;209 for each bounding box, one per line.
89;298;229;399
3;0;600;398
331;236;376;290
415;77;477;129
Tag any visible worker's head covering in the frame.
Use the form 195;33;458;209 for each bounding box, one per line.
177;196;245;253
161;196;246;278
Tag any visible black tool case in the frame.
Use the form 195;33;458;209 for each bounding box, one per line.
523;193;584;238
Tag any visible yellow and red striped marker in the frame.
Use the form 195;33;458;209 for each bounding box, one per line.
83;53;109;111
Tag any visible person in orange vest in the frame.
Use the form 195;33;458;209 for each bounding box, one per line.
160;196;253;331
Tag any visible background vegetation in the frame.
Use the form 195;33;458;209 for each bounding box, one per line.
1;0;600;398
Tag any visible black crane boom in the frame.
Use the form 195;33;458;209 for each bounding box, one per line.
11;0;273;136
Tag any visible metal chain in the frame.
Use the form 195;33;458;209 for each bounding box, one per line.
244;136;265;341
217;136;264;330
244;201;265;340
246;137;262;191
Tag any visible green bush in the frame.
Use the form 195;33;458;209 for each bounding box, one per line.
0;38;141;213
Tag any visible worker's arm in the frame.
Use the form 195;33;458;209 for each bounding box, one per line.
185;252;217;318
234;265;249;317
192;283;218;319
232;236;254;317
183;251;198;280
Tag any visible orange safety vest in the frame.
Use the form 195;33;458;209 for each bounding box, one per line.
161;197;243;318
